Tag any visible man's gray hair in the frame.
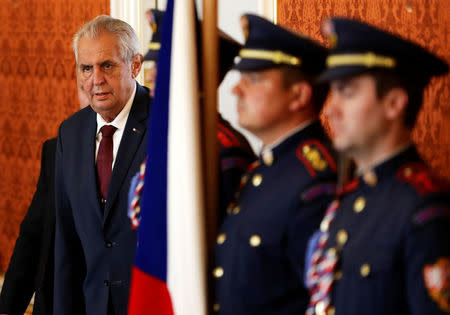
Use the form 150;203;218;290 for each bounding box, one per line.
73;15;140;64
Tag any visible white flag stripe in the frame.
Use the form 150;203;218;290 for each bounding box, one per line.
167;1;207;315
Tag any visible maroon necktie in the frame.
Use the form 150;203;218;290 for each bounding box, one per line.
97;125;117;202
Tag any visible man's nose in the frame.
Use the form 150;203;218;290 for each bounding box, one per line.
93;68;105;85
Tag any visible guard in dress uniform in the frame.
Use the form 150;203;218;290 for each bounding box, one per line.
142;9;164;95
305;18;450;315
212;14;338;315
128;11;255;228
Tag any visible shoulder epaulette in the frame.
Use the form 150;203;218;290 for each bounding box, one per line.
296;139;337;178
217;122;241;148
301;182;337;202
397;162;447;196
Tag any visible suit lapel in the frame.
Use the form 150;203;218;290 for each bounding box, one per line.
103;83;150;221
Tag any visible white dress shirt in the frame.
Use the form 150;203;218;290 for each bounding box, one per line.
95;84;136;169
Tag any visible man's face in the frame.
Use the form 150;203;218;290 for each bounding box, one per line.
76;32;141;121
232;69;295;141
325;74;389;155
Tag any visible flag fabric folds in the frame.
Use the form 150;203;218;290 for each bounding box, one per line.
128;0;207;314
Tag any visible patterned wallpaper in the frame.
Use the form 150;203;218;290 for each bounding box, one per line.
0;0;109;270
278;0;450;180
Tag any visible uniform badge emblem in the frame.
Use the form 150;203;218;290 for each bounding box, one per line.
322;19;337;48
150;11;158;34
423;257;450;312
240;15;249;41
397;162;445;195
297;140;336;178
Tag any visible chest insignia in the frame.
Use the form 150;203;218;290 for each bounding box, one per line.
297;140;336;178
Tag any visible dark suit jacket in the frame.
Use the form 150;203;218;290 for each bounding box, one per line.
54;83;150;315
0;138;56;315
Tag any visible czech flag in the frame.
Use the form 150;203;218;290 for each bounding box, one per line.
128;0;207;314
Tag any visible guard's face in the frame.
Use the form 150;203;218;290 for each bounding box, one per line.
232;69;295;141
325;74;389;156
76;32;142;122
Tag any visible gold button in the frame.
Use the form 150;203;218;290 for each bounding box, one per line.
262;150;274;166
363;170;377;187
213;267;224;278
403;167;412;177
240;175;249;186
327;306;336;315
336;230;348;246
213;303;220;312
232;205;241;214
334;270;343;280
353;196;366;213
217;233;227;245
360;263;371;277
249;235;261;247
252;174;263;187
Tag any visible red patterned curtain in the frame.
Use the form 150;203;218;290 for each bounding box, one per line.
0;0;109;270
278;0;450;180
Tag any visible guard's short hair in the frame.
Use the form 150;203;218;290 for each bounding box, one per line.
73;15;140;64
370;69;424;128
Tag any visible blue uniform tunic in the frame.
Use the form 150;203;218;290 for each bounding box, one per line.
311;146;450;315
213;121;337;314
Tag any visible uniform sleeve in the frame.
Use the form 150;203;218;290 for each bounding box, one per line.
0;140;52;315
404;203;450;315
53;128;86;315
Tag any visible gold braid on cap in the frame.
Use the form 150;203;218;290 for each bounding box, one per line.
148;42;161;50
327;52;396;68
239;49;301;66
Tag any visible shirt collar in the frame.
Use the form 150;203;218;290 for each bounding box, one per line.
96;83;137;134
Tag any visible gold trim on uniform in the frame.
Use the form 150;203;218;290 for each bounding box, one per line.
302;145;328;171
213;303;220;312
353;196;366;213
327;52;396;69
232;205;241;214
239;49;301;66
262;149;274;166
363;170;378;187
148;42;161;50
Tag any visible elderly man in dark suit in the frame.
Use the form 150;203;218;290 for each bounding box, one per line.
54;15;150;315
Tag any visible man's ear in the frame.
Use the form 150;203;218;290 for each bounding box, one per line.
131;54;143;78
289;81;312;111
383;87;408;121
